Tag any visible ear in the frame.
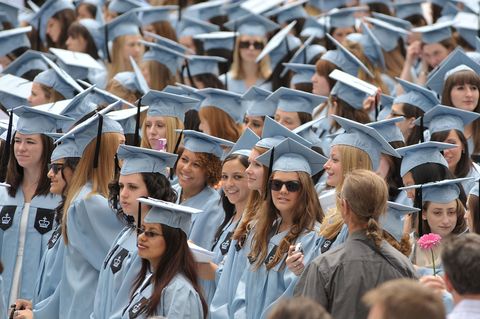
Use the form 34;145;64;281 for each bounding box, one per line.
444;274;454;293
406;117;416;129
422;210;427;220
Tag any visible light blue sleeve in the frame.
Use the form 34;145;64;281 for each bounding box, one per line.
188;193;223;250
160;276;204;319
330;223;348;250
33;282;60;319
0;276;6;319
230;270;247;319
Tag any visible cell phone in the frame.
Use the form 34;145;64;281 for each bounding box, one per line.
294;243;303;254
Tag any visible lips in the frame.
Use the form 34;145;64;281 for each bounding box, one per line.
137;243;147;250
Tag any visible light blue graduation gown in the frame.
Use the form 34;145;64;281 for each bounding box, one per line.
0;276;6;319
233;222;321;319
91;226;141;319
121;273;204;319
174;184;224;250
220;72;272;94
0;187;60;301
463;163;480;194
58;183;124;319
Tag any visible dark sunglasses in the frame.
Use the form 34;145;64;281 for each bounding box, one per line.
238;40;264;50
270;179;301;192
137;226;163;238
48;163;64;174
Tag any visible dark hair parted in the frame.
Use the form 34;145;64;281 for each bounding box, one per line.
400;103;425;146
46;9;76;49
6;133;54;197
384;140;406;201
67;22;100;60
430;129;471;178
132;224;208;318
422;198;467;235
329;95;371;132
55;157;80;225
467;194;480;234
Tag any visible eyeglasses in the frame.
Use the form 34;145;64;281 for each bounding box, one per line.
137;226;163;238
238;40;264;50
390;111;406;118
48;163;64;175
270;179;301;192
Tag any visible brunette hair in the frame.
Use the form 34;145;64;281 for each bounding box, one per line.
267;296;332;319
191;73;225;89
421;198;467;235
106;78;142;103
54;157;80;225
37;83;66;103
383;45;406;79
467;194;480;234
430;129;471;178
329;95;371;132
384;140;405;201
141;60;175;91
148;21;177;42
400;103;425;146
46;9;77;49
67;21;100;60
199;107;242;142
76;3;96;18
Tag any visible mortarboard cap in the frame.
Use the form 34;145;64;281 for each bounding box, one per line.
141;40;185;75
229;128;260;157
326;7;366;29
292;116;325;147
175;83;206;103
139;197;202;235
256;21;301;68
394;78;440;113
412;20;454;44
142;90;199;122
331;115;400;170
359;22;385;69
117;144;177;176
2;50;49;79
78;79;135;109
300;17;326;39
224;13;279;37
184;0;227;21
198;88;245;124
268;87;326;114
285;35;326;70
13;105;72;135
309;0;348;11
108;0;149;14
381;201;420;242
193;32;236;51
364;16;410;52
29;0;74;43
400;177;474;203
394;0;424;19
415;104;480;134
0;74;32;109
256;137;327;175
329;69;377;110
78;19;105;57
367;117;405;143
177;17;219;38
0;26;31;57
181;129;234;158
58;86;97;129
143;31;192;55
136;5;177;26
396;141;456;177
183;55;227;77
378;94;394;120
103;11;141;43
266;0;308;25
371;12;413;30
257;116;311;149
106;105;148;135
282;63;316;85
453;12;479;49
51;135;81;161
469;180;479;196
0;2;21;26
242;86;277;117
49;48;104;81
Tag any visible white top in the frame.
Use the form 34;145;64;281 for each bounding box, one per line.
9;203;30;306
448;299;480;319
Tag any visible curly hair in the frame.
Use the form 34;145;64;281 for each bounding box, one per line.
196;152;222;187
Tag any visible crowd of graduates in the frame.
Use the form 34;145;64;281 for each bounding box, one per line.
0;0;480;318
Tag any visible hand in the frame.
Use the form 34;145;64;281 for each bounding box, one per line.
362;88;381;112
406;40;422;63
15;300;32;310
419;275;446;294
13;309;33;319
286;245;305;276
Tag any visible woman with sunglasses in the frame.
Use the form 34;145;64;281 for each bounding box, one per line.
231;138;325;319
121;198;207;319
13;137;79;318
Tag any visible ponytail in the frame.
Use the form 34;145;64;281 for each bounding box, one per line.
366;217;383;248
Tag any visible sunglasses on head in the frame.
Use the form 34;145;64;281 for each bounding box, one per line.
48;163;64;175
238;40;264;50
270;179;301;192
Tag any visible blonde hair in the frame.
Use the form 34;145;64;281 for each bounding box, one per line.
107;35;141;81
383;47;405;79
199;106;242;142
62;132;122;244
141;60;176;91
140;115;184;154
106;78;141;104
230;37;271;80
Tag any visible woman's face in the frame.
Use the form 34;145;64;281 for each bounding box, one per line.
119;173;149;216
179;35;196;54
122;34;144;63
238;35;264;63
422;43;450;69
199;116;211;135
46;17;62;43
324;145;343;187
423;200;458;238
402;171;416;200
245;149;265;191
450;82;479;112
389;103;414;138
176;149;207;192
142;24;156;42
274;109;301;131
442;130;463;173
221;158;249;206
270;171;301;215
137;223;166;268
311;72;330;96
14;133;43;170
332;27;354;44
0;55;12;69
144;116;168;149
47;159;73;195
66;34;88;53
376;155;391;179
28;82;49;106
244;115;264;137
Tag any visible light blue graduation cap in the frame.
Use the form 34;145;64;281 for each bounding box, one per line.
285;35;326;69
51;136;81;161
139;197;202;234
309;0;348;11
426;48;480;95
440;2;459;20
117;144;177;176
330;115;400;170
177;17;219;37
394;0;424;19
378;94;394;120
412;21;454;44
394;78;439;113
326;7;365;29
224;13;279;36
130;56;149;94
106;105;148;135
108;0;149;14
415;104;480;134
469;180;479;196
300;17;326;39
267;87;326;114
396;141;456;177
78;19;104;57
365;16;410;52
141;40;185;75
242;86;277;117
329;69;378;110
400;177;474;204
381;201;420;242
224;1;251;20
162;85;185;95
0;26;31;57
49;47;104;81
175;83;206;103
0;2;21;26
256;137;327;175
58;86;97;131
55;102;124;156
321;34;374;78
359;22;386;69
367;117;405;143
193;32;236;51
371;12;413;30
255;21;301;69
453;12;479;49
181;129;235;158
229;128;260;157
266;0;308;25
282;63;316;85
13;105;72;135
257;116;311;149
136;5;177;26
183;55;227;77
143;31;192;55
103;11;141;44
198;88;245;124
142;90;199;122
2;50;49;78
184;0;227;21
28;0;74;43
292;116;325;147
79;79;135;109
0;74;32;109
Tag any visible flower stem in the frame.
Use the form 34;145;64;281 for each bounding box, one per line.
431;249;436;276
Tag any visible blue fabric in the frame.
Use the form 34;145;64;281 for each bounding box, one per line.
0;187;60;302
58;183;124;318
220;72;272;94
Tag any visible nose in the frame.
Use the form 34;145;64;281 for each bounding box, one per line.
323;159;331;170
311;73;317;83
466;87;474;97
47;168;54;179
27;95;33;105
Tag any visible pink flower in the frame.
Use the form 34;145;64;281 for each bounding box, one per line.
418;233;442;250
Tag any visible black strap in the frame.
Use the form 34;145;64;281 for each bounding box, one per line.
104;25;111;63
170;130;184;180
264;147;275;200
133;98;142;147
93;115;103;169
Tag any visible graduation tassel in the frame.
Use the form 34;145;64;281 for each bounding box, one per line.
137;201;142;234
374;93;379;121
93;115;104;169
417;186;424;237
263;147;275;200
420;116;425;143
133;98;142;147
104;26;111;64
185;59;196;89
169;130;183;181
